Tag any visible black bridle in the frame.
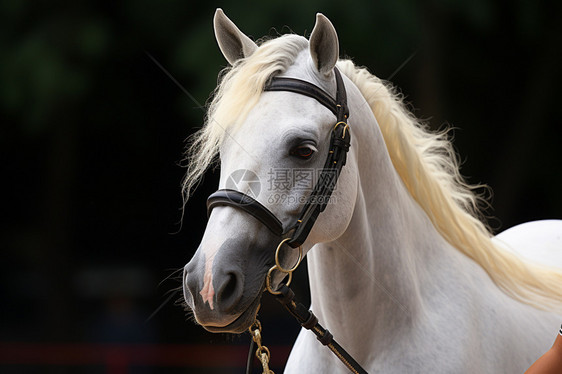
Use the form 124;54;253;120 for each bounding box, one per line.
207;67;350;248
206;69;368;374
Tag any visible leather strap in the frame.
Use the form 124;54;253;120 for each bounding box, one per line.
207;189;284;236
264;77;338;116
275;285;368;374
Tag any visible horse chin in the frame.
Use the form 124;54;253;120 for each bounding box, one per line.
200;291;263;334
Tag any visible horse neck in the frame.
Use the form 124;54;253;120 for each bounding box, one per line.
306;99;458;354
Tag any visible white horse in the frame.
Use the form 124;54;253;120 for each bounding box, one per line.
182;9;562;373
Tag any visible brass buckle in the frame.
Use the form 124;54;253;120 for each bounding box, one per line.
334;121;350;138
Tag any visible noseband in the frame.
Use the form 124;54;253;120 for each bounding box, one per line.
206;68;351;248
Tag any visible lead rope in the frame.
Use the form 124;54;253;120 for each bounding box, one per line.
273;284;368;374
245;239;368;374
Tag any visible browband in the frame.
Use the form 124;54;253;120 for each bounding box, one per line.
264;77;338;116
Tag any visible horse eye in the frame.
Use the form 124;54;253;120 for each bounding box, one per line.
291;144;316;159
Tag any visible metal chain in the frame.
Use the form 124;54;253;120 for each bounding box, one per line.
249;319;274;374
247;239;302;374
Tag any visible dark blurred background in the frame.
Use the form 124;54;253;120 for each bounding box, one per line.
1;1;561;373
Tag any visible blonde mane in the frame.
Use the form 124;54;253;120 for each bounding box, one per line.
183;35;562;312
182;35;308;200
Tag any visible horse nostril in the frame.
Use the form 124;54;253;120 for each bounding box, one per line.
222;273;236;298
217;271;243;312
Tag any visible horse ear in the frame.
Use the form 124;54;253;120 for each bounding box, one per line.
309;13;339;76
213;8;258;65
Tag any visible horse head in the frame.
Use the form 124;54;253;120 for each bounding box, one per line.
182;9;358;333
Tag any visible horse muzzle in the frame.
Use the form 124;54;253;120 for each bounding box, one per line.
182;234;273;333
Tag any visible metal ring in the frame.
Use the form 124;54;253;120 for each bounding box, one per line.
266;265;292;295
274;238;303;273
